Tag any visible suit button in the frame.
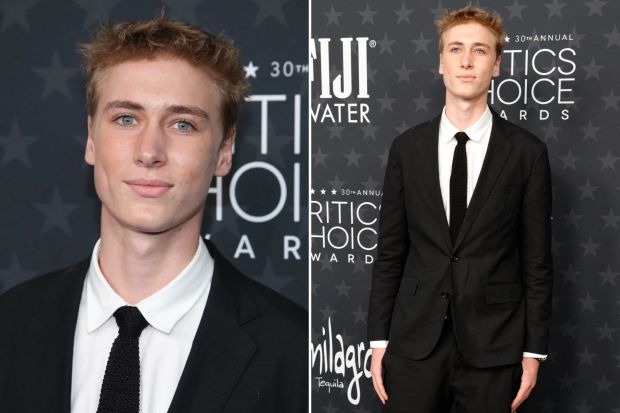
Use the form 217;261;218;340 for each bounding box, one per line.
441;292;449;300
451;255;460;262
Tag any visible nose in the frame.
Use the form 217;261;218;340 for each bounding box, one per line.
460;51;473;69
134;124;167;167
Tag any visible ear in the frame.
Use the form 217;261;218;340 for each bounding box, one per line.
214;127;235;177
492;54;501;78
438;53;444;75
85;116;95;166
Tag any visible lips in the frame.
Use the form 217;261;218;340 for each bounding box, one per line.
125;179;173;198
457;75;476;82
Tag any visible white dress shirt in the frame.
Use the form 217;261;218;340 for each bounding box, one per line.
71;238;214;413
371;107;546;359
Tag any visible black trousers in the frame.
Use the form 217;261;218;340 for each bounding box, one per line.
382;319;522;413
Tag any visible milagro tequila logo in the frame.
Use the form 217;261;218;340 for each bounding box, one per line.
311;317;372;405
310;37;373;124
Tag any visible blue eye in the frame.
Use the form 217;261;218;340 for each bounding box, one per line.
174;120;195;132
115;115;136;126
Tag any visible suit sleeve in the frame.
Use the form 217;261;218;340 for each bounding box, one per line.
368;138;410;341
519;144;553;355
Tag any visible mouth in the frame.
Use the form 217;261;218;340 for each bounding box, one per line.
457;75;476;82
125;179;173;198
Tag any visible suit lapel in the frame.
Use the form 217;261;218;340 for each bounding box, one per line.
168;243;258;413
416;116;453;250
33;259;88;412
453;112;513;250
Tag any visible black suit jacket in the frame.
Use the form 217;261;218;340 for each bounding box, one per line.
0;241;307;412
368;110;553;368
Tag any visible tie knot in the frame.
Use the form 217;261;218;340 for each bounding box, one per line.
113;306;148;338
455;132;469;145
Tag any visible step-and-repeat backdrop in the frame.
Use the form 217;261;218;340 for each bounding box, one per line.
0;0;308;308
311;1;619;411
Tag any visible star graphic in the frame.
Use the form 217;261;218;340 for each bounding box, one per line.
601;89;620;110
351;305;368;324
578;292;598;312
585;0;607;16
358;3;377;25
344;148;362;167
377;92;396;112
580;120;601;141
251;0;288;27
0;253;38;294
562;208;583;228
601;209;620;229
541;121;562;142
323;5;341;26
326;124;345;139
74;0;124;28
596;322;616;341
561;265;580;283
504;35;510;43
377;33;395;54
580;237;602;256
598;150;619;170
595;376;613;393
577;180;598;199
319;304;336;321
330;189;336;195
32;52;79;100
0;119;38;167
505;0;527;20
320;188;326;195
394;3;413;24
313;147;329;167
583;58;603;80
567;26;586;49
323;401;338;413
574;400;594;413
395;120;409;134
411;32;432;54
429;1;447;20
0;0;36;31
559;319;578;337
394;61;414;83
243;61;259;78
558;149;579;170
362;176;380;190
544;0;567;18
33;188;79;235
360;124;379;140
558;372;577;390
328;175;345;191
576;347;596;365
598;266;619;286
412;92;431;112
366;63;378;84
604;25;620;48
334;279;353;297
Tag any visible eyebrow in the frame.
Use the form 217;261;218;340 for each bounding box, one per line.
446;41;491;49
102;100;209;120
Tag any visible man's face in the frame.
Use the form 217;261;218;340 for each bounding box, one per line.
85;55;233;235
439;22;500;104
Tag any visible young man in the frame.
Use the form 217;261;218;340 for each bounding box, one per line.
368;6;552;413
0;17;306;413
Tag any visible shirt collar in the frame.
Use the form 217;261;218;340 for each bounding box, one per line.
84;238;213;334
439;105;492;144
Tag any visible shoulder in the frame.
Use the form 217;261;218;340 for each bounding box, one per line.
392;116;439;148
0;258;88;314
494;114;548;154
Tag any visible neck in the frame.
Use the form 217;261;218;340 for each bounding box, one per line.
444;94;488;131
98;211;202;304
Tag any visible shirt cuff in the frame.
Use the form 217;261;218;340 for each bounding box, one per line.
370;340;389;348
523;352;547;360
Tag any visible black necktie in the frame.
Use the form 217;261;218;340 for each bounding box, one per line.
450;132;470;243
97;306;148;413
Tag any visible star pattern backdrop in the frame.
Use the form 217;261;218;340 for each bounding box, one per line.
311;1;619;412
0;0;308;308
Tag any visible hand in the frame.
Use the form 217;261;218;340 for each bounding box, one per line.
370;347;388;404
510;357;540;412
